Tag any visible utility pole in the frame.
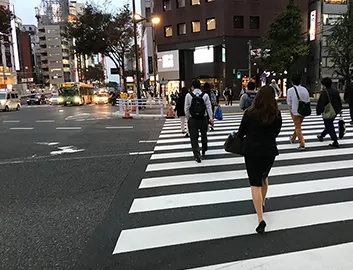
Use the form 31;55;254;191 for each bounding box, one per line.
248;40;252;80
152;26;158;97
132;0;141;99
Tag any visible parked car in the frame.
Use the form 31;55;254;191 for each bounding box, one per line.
0;91;21;111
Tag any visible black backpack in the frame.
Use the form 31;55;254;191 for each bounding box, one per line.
190;92;206;119
294;86;311;116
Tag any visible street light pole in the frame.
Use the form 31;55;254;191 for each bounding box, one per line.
132;0;141;99
152;26;158;97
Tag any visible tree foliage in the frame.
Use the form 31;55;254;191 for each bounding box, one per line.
83;64;105;82
0;6;14;36
327;3;353;86
66;3;139;89
263;0;309;73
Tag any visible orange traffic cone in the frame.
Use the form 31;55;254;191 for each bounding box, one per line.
166;104;175;119
123;105;133;119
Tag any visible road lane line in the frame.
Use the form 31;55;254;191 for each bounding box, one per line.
36;120;55;123
9;127;34;130
188;242;353;270
130;176;353;213
139;140;157;143
56;127;82;130
129;151;154;155
114;201;353;254
106;126;134;129
3;120;20;123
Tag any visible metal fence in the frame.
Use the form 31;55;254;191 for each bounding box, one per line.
116;98;167;118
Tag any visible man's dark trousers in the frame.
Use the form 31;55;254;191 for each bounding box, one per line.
188;117;208;158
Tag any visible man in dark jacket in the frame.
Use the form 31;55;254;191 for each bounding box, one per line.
316;77;342;148
344;75;353;125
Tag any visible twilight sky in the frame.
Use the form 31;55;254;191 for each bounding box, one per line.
12;0;134;25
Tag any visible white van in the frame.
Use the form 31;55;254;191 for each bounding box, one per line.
0;91;21;111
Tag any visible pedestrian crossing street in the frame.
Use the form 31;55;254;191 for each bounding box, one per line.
113;110;353;269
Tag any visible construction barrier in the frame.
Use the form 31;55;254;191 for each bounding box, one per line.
116;98;165;119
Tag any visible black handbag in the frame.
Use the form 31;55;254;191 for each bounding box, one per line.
224;133;245;155
294;86;311;117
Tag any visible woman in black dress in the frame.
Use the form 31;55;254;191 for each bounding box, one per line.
237;85;282;234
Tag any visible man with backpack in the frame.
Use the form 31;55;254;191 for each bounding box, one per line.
240;81;257;111
185;80;214;163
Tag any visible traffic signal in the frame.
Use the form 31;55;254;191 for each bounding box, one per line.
237;72;242;79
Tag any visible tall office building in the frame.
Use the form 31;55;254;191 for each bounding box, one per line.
36;0;73;88
154;0;308;95
308;0;351;92
0;0;19;90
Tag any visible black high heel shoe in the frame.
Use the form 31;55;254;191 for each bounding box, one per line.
256;220;266;235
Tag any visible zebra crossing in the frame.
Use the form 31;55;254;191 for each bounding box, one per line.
113;110;353;269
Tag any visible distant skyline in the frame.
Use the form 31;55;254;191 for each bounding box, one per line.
12;0;134;25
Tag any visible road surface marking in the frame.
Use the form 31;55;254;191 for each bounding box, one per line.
139;140;157;143
35;142;60;146
130;176;353;213
129;151;154;156
106;126;134;129
151;138;353;160
36;120;55;123
140;159;353;189
9;127;34;130
187;242;353;270
3;120;20;123
147;146;353;172
114;201;353;254
50;146;85;155
56;127;82;130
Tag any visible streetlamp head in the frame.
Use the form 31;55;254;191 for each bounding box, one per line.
151;17;160;25
134;13;143;21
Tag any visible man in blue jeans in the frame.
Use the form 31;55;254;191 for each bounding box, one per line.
316;77;342;148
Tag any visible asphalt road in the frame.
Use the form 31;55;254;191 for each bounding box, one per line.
0;104;163;269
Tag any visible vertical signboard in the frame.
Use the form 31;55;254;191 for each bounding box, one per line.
310;10;317;41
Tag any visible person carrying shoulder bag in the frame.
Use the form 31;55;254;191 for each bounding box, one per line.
316;77;342;148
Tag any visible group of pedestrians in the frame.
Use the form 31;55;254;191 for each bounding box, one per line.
237;74;351;235
177;74;352;235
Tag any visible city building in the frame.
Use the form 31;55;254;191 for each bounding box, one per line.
154;0;308;95
21;25;42;86
0;0;19;91
308;0;351;93
140;0;156;88
36;0;74;88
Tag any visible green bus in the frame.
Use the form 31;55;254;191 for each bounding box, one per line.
58;82;94;106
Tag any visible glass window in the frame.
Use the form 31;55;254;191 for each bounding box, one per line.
323;14;343;25
192;21;201;33
178;23;186;35
206;18;216;31
163;0;172;11
164;26;173;37
250;16;260;29
177;0;185;8
234;16;244;29
191;0;200;5
324;0;347;4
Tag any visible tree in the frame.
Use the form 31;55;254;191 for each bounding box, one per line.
0;6;14;35
327;3;353;87
66;4;136;91
83;64;105;83
263;0;309;75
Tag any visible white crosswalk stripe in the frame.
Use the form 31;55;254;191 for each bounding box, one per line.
113;110;353;269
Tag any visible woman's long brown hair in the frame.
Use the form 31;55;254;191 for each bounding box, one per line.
247;85;279;125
